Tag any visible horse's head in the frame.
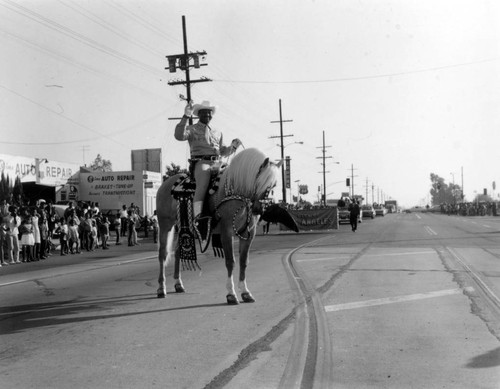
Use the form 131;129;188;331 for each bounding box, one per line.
218;148;280;212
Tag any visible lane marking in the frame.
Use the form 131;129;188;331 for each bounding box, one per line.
424;226;438;235
325;288;466;312
415;214;422;219
297;251;435;262
363;251;435;257
482;224;491;228
296;256;351;262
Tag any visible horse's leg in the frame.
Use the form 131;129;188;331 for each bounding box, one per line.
238;227;256;303
157;222;171;298
173;241;185;293
220;225;239;305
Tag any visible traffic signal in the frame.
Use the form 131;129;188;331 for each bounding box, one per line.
346;178;350;186
484;188;487;195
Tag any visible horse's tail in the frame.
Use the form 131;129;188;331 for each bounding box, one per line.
166;224;175;264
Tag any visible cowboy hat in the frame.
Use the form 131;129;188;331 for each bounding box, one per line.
193;101;217;116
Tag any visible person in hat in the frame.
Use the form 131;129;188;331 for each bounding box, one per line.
174;100;242;222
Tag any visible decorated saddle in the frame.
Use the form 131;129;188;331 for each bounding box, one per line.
170;169;225;269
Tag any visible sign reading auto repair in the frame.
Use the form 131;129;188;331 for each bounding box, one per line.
37;160;80;186
79;171;143;209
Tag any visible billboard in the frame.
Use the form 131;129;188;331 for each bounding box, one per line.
131;148;162;175
79;170;162;215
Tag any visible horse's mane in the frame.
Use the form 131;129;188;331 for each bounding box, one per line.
219;148;279;200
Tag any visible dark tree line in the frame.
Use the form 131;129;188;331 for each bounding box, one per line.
0;173;23;202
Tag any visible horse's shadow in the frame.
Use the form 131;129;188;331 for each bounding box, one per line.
0;293;229;335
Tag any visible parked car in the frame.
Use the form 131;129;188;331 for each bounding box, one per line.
374;206;386;216
361;205;376;219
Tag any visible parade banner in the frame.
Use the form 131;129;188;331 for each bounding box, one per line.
281;208;338;231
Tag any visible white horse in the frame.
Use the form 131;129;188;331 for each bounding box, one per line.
156;148;287;304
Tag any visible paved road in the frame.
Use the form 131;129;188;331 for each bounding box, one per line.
1;214;499;388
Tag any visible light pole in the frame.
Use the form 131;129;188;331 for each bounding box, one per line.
295;179;301;204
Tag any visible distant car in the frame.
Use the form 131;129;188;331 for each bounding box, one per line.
374;206;386;216
53;202;69;219
404;209;412;213
338;206;363;224
361;205;376;219
338;207;350;224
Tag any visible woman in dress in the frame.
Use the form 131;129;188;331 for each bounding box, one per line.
20;215;35;262
32;210;41;260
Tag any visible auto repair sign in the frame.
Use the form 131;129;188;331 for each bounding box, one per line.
79;171;143;209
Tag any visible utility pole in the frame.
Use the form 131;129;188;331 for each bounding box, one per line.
81;145;90;166
166;16;212;123
365;178;369;203
349;164;358;198
269;99;293;203
461;166;464;201
316;131;332;206
371;183;375;204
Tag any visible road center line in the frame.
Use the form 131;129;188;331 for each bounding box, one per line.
325;288;465;312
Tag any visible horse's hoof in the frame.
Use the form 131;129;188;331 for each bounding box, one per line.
226;294;239;305
175;284;185;293
241;292;255;303
157;291;166;298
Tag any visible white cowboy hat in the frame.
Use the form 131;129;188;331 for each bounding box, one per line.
193;101;217;116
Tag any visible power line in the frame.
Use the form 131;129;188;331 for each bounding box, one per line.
0;0;165;77
213;57;500;84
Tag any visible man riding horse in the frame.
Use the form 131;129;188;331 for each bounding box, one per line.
174;101;242;240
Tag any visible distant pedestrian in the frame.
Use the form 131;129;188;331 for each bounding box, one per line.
58;218;69;256
39;216;49;259
349;199;360;232
99;217;110;249
127;210;138;246
113;211;121;245
119;205;128;237
68;219;80;254
150;210;158;243
20;217;35;261
7;206;21;264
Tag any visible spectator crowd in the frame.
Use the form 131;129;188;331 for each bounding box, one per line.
0;199;159;268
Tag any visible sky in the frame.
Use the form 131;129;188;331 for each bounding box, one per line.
1;0;499;207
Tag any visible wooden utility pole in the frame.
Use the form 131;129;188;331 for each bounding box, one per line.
316;131;332;206
270;99;293;203
166;16;211;122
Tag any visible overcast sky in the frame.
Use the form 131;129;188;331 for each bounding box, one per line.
1;0;499;207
